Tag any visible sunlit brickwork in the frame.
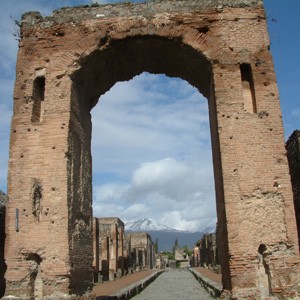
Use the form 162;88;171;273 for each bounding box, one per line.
4;0;300;299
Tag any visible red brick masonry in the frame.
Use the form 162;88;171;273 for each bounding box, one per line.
194;267;222;285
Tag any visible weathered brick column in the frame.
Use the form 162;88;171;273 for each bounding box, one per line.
0;192;7;298
5;14;94;298
5;0;300;299
286;130;300;251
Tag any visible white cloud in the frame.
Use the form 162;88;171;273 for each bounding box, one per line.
92;73;215;230
91;73;210;175
127;158;209;200
93;156;216;232
93;202;125;218
91;73;216;232
94;183;129;202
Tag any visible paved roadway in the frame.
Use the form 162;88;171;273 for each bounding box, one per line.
132;268;216;300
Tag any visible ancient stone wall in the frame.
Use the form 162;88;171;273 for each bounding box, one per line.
126;232;155;270
191;245;200;267
191;233;219;270
0;191;7;298
93;217;125;281
286;130;300;249
199;233;219;269
4;0;300;299
174;247;190;268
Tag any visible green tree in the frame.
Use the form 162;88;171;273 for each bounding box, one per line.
161;251;175;260
183;245;192;256
155;238;158;253
173;238;179;254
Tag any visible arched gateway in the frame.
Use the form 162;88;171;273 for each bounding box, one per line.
4;0;300;299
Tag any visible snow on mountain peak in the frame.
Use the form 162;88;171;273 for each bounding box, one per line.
125;218;182;232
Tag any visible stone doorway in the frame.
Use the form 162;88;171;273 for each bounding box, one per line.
4;1;300;299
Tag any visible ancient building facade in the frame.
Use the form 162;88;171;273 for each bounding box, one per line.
192;244;200;268
4;0;300;299
126;232;155;271
286;130;300;250
174;247;190;268
196;233;219;269
93;217;125;282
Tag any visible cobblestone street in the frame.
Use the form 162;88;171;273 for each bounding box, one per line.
132;269;215;300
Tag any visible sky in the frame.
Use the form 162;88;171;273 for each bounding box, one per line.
0;0;299;232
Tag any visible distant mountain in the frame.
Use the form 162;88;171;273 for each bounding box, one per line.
125;218;213;252
203;226;215;234
125;218;183;232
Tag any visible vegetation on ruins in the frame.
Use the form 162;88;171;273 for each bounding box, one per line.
161;251;175;260
155;238;158;254
183;245;193;257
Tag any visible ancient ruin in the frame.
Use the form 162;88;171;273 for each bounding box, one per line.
92;217;156;283
192;232;220;270
174;246;190;268
93;217;125;282
286;130;300;250
0;191;7;298
126;232;155;271
4;0;300;299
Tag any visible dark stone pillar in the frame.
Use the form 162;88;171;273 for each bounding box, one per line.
0;191;7;298
286;130;300;249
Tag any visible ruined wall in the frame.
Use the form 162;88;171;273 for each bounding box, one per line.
0;191;7;298
126;232;155;270
92;218;100;282
199;233;219;269
4;0;300;299
286;130;300;249
94;217;125;281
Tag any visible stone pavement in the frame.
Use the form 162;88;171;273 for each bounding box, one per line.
191;267;222;298
92;267;222;299
131;268;215;300
194;267;222;285
92;270;162;299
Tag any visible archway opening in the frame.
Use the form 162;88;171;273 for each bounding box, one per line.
70;35;230;291
91;72;216;233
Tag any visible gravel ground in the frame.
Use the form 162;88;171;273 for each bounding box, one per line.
132;268;216;300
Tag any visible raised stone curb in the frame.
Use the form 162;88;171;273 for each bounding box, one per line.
189;268;222;298
96;270;164;300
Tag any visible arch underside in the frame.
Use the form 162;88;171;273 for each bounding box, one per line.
71;36;212;110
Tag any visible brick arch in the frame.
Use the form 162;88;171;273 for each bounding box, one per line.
50;10;236;79
71;35;212;107
4;1;300;299
67;32;229;293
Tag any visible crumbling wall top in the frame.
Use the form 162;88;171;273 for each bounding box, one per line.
21;0;263;28
286;130;300;149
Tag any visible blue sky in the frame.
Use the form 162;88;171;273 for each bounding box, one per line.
0;0;299;232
